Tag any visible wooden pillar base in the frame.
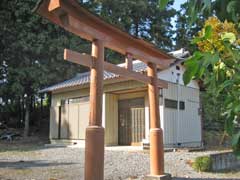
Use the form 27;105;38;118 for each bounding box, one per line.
150;128;164;175
144;174;171;180
84;126;104;180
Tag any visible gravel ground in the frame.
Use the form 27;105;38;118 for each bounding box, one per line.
0;145;240;180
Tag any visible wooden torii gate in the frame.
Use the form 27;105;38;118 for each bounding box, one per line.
34;0;175;179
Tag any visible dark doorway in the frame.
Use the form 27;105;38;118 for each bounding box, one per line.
118;98;145;145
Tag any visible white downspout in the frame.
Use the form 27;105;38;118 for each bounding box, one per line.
176;73;180;147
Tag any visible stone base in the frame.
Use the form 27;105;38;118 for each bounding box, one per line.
144;174;171;180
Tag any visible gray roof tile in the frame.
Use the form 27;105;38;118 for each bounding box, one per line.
39;49;188;93
39;61;147;93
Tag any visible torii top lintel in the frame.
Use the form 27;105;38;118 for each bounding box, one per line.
34;0;175;68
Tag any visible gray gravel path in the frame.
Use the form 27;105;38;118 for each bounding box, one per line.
0;146;239;180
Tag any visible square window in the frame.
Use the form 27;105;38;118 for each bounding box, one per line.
165;99;177;109
179;101;185;110
164;99;185;110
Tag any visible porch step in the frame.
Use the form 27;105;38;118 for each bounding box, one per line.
142;143;174;152
47;139;85;147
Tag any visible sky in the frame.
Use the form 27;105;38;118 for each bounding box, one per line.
172;0;187;11
171;0;188;28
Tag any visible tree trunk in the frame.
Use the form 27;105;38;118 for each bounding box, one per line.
134;18;139;37
39;94;43;129
17;96;22;128
24;97;30;138
135;22;139;37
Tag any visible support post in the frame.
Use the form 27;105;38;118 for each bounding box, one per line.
125;53;133;70
85;39;105;180
147;62;165;176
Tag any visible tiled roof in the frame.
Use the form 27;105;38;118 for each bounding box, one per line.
39;49;189;93
39;61;147;93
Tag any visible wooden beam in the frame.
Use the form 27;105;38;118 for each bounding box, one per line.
64;49;168;88
34;0;174;69
64;49;93;67
48;0;60;11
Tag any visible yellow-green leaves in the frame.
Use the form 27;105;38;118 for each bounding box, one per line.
221;32;236;44
191;25;213;44
183;16;240;156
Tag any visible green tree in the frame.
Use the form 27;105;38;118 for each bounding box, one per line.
0;0;89;136
0;0;177;136
92;0;176;50
174;3;205;51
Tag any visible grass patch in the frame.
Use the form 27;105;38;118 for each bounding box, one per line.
192;156;212;172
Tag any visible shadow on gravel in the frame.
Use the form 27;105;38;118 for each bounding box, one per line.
174;178;240;180
0;160;77;169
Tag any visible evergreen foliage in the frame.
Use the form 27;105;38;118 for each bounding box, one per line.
0;0;177;135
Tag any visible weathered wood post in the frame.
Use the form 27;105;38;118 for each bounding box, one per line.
85;39;105;180
125;53;133;70
147;62;164;176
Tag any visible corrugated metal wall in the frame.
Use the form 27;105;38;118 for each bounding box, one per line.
162;83;201;147
49;98;89;140
104;93;118;145
63;101;90;139
60;101;89;140
68;104;79;139
49;107;59;139
60;104;69;139
78;101;89;139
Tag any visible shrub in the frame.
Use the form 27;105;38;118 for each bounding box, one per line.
192;156;212;172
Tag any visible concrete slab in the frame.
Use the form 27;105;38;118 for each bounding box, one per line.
144;174;171;180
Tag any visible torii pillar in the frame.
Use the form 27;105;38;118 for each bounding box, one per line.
146;63;169;179
85;39;104;180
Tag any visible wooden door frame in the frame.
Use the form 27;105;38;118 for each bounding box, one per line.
58;106;61;139
118;97;145;146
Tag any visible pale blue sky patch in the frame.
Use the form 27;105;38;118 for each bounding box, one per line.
172;0;187;11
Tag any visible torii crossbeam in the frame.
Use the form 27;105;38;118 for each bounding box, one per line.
34;0;175;179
